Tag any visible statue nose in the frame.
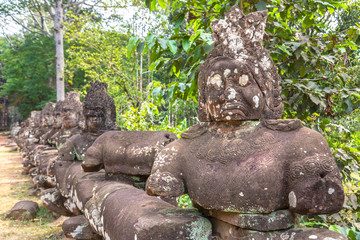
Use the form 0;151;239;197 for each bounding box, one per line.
219;94;226;103
224;87;238;101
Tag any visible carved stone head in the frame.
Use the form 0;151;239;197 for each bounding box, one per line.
41;102;55;127
198;6;283;122
53;100;64;130
83;81;116;132
61;92;83;129
30;110;41;128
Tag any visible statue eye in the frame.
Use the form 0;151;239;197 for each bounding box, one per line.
239;75;251;87
208;74;224;88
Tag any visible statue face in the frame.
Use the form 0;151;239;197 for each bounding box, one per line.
85;108;105;131
43;113;54;127
62;108;78;129
204;57;264;121
54;113;62;129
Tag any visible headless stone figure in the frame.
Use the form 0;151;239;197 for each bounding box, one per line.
146;6;345;239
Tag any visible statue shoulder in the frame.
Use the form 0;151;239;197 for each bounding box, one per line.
181;123;209;139
262;119;303;132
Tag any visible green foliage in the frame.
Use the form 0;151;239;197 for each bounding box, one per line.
177;194;195;209
0;34;56;119
64;13;140;118
137;0;360;122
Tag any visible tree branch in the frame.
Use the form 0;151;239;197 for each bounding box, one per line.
44;0;55;20
64;0;86;10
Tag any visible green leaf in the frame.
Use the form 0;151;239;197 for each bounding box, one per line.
309;94;326;107
255;0;267;11
174;13;185;28
127;36;139;58
300;66;306;77
320;55;336;65
158;38;168;50
277;45;292;56
182;37;190;53
151;87;162;97
294;4;303;11
146;34;157;50
302;17;314;28
327;6;334;14
339;73;349;81
158;0;166;9
167;40;178;55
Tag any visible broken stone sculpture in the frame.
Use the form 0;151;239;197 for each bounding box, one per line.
22;110;42;153
41;101;63;146
84;181;212;240
50;92;84;148
57;82;117;163
146;6;345;239
43;81;117;216
82;130;177;188
38;102;56;144
6;201;39;221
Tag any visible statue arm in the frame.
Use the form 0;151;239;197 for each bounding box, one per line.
82;138;104;172
146;143;185;198
286;131;344;215
58;135;77;161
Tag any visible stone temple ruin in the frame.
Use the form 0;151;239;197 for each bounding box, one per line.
11;6;346;240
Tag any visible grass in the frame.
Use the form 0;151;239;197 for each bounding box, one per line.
0;136;65;240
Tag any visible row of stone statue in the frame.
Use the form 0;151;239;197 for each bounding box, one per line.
12;6;346;240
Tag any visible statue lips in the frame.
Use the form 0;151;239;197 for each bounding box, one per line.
221;102;249;118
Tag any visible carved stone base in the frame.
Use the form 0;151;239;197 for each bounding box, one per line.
211;218;346;240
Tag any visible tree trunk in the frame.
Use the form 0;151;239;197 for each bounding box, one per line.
140;53;143;93
54;0;65;101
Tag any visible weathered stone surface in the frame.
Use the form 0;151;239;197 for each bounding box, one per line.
51;92;84;147
35;149;58;174
82;81;116;131
198;7;283;122
83;181;212;240
58;133;98;162
57;162;83;198
33;174;56;188
82;130;177;176
147;121;344;214
146;5;345;239
56;81;117;164
62;215;100;240
208;209;294;231
53;161;78;196
39;102;56;145
84;182;130;234
72;172;105;211
41;188;73;216
211;218;346;240
6;201;39;220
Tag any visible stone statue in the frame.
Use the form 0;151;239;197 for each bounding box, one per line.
50;92;84;148
82;130;177;189
42;100;64;146
43;81;117;216
57;82;117;163
39;102;56;142
146;6;345;239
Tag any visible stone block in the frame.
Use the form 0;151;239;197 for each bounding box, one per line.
62;215;101;240
208;209;294;231
6;201;39;221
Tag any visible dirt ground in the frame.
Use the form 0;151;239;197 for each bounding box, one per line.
0;134;66;240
